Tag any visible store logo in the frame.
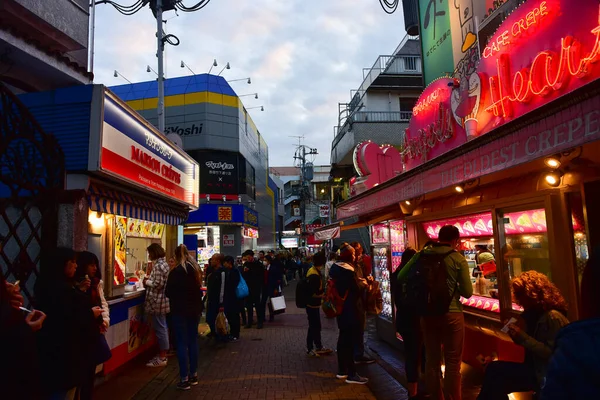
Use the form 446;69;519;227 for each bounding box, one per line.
164;123;203;136
205;161;234;170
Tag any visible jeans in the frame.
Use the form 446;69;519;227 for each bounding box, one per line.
151;314;170;352
422;312;465;400
239;299;247;325
397;309;424;383
306;307;322;351
477;361;538;400
172;314;200;380
337;325;358;376
353;311;366;359
246;291;264;325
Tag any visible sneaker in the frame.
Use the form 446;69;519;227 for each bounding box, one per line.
336;373;348;379
189;375;199;386
176;380;191;390
306;350;320;358
354;356;375;365
315;347;333;355
345;374;369;385
146;357;167;367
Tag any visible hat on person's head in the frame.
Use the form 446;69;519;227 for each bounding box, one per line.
477;252;495;266
242;250;254;258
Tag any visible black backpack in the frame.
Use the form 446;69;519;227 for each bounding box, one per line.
295;277;311;308
401;250;457;316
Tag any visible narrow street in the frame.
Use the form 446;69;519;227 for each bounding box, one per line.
93;280;409;400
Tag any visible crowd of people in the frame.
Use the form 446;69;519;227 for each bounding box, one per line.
1;227;599;399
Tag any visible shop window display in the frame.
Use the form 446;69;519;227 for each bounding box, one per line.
371;223;393;320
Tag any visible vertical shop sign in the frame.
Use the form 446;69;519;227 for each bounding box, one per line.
419;0;454;85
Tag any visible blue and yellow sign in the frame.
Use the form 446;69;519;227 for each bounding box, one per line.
187;204;258;228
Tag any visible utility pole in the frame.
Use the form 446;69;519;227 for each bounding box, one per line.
156;0;165;132
291;136;317;247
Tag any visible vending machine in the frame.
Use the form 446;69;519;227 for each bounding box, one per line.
370;222;392;320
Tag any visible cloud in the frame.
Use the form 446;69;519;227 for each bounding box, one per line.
93;0;407;166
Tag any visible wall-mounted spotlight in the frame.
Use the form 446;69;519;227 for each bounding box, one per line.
544;154;561;169
206;194;211;202
544;170;563;187
222;195;227;202
454;178;479;194
404;200;411;206
454;184;465;193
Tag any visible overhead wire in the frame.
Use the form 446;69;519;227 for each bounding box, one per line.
378;0;399;14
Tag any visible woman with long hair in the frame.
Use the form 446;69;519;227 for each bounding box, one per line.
35;247;103;400
143;243;171;368
165;244;203;390
391;247;421;399
74;251;111;400
477;271;569;400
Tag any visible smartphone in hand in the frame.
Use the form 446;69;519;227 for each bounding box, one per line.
501;317;517;333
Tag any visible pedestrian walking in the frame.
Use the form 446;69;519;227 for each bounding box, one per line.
541;246;600;400
391;247;421;399
350;242;375;365
206;254;226;340
242;250;265;329
74;251;111;400
35;247;103;399
305;251;333;358
165;244;204;390
397;225;473;400
329;243;369;385
223;255;241;340
478;271;569;400
262;254;284;323
143;243;170;368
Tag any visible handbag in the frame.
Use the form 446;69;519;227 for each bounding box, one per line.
270;293;286;315
215;311;230;335
95;333;112;365
236;273;249;299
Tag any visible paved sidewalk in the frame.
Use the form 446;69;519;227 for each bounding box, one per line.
93;282;408;400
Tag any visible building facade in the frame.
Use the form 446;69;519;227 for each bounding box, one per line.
111;75;277;262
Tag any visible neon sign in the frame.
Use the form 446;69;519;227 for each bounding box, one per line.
413;88;442;116
486;7;600;118
351;142;402;195
483;1;550;59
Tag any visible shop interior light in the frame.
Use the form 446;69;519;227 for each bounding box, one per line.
544;170;563;187
544;154;561;169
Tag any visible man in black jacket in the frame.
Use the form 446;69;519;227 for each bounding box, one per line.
242;250;265;329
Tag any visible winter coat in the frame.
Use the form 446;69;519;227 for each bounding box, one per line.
265;260;284;295
35;279;97;394
144;257;170;315
242;260;264;295
329;262;360;329
165;262;203;317
206;266;239;313
540;318;600;399
306;266;323;308
512;309;570;387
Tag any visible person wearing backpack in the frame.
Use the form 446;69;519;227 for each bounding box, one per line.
305;252;333;358
329;243;369;385
397;225;473;400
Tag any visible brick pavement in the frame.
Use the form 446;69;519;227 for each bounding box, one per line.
94;282;408;400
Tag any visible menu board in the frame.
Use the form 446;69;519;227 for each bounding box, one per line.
126;217;164;239
114;216;127;285
371;223;390;244
373;246;392;320
503;209;546;235
460;295;524;313
389;220;405;272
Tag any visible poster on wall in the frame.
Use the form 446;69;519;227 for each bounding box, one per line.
419;0;455;85
128;304;151;353
223;234;235;247
114;216;127;285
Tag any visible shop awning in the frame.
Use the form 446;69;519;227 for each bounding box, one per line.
313;223;342;241
88;183;189;225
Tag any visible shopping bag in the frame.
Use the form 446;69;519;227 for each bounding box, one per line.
236;274;249;299
366;280;383;315
270;295;286;315
215;311;230;335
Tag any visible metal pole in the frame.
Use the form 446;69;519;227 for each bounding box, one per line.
301;146;306;243
88;0;96;74
156;0;165;132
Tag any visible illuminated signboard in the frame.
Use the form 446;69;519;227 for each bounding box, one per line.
99;92;200;208
464;0;600;137
351;142;402;195
404;77;469;171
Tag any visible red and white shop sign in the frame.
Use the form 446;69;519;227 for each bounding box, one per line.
466;0;600;137
336;93;600;219
99;94;200;207
404;77;468;171
352;142;402;194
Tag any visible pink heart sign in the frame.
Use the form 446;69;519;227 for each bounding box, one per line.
352;142;402;195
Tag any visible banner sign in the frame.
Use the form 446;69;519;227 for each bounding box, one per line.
187;204;259;227
99;93;199;207
314;226;341;241
419;0;455;85
336;93;600;219
319;204;330;218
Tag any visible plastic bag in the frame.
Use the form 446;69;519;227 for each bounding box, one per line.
236;274;249;299
215;311;229;336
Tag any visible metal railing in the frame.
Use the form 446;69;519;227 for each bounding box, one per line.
349;111;412;123
358;55;421;95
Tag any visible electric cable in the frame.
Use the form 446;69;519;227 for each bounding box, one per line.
379;0;399;14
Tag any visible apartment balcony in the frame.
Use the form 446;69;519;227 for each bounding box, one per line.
357;55;423;97
331;111;410;167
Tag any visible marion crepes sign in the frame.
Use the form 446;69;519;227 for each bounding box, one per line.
337;94;600;219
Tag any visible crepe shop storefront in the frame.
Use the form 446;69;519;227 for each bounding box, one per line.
336;0;600;367
20;85;200;375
